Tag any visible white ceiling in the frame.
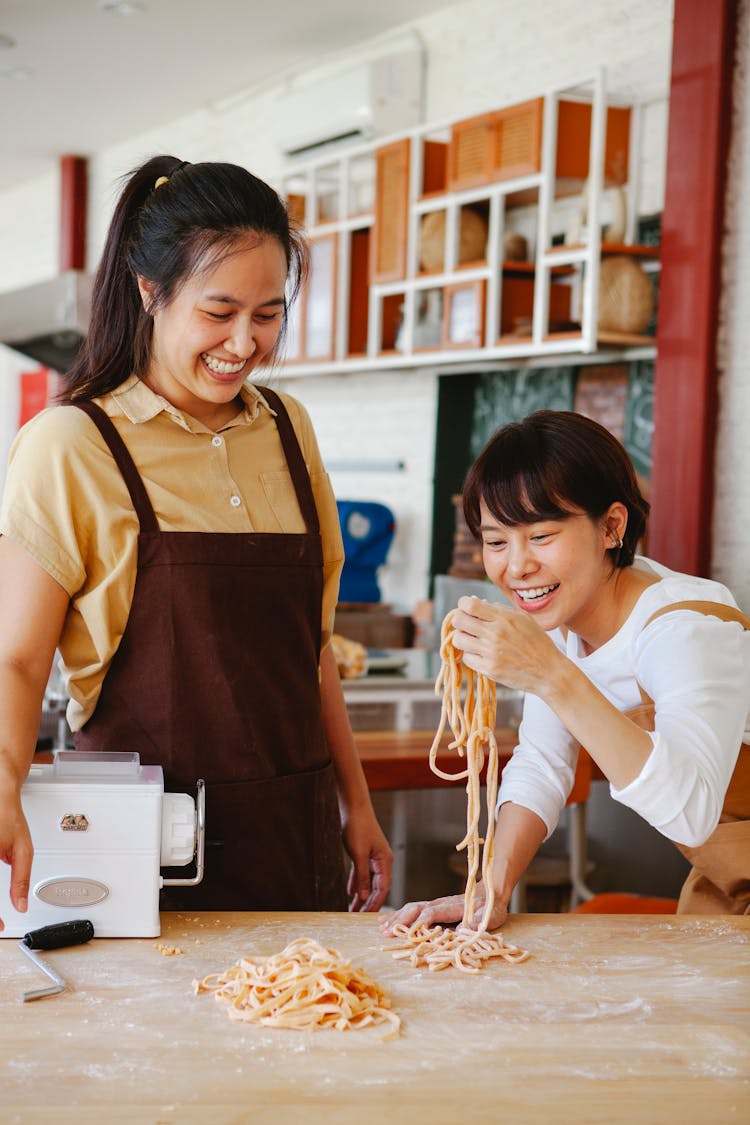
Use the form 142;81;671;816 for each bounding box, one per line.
0;0;456;193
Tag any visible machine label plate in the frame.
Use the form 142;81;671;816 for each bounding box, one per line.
34;877;109;907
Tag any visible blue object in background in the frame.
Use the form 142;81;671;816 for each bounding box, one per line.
336;500;395;603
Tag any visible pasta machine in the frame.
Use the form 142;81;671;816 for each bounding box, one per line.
0;750;205;938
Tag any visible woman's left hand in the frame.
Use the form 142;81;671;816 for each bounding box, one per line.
342;805;393;912
451;595;562;693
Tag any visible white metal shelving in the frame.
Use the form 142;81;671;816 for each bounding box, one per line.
278;70;658;378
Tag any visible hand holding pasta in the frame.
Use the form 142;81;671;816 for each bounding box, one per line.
382;610;529;972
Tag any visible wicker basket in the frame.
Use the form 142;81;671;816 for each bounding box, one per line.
598;256;654;335
420;209;488;273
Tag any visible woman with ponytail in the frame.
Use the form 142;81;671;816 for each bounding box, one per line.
0;155;392;925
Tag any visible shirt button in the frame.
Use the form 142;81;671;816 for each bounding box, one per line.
230;495;241;507
211;435;223;447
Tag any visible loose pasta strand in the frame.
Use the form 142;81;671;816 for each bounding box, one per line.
386;610;529;971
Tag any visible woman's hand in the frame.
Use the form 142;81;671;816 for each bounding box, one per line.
0;791;33;930
378;883;508;936
451;595;563;694
342;804;393;912
0;537;70;930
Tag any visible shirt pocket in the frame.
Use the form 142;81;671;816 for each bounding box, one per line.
259;469;306;533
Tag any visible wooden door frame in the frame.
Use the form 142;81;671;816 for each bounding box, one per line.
649;0;739;574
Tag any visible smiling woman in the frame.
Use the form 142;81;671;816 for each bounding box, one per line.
0;155;393;930
136;233;289;430
380;411;750;934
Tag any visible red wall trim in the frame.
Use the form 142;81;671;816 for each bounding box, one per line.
649;0;738;575
59;155;88;272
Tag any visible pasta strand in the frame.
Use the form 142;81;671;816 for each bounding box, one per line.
385;610;530;972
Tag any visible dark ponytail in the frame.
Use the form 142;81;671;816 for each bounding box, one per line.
62;155;308;402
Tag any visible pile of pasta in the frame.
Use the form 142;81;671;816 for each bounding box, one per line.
383;609;530;973
193;937;401;1038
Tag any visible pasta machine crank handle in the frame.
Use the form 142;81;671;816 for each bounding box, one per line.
19;919;95;1003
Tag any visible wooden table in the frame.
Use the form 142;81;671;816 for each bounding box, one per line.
2;912;747;1123
354;727;516;790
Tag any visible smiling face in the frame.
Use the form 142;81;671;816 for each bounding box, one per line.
479;499;625;637
138;232;288;429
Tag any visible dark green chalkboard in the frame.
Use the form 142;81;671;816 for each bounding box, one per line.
429;373;480;586
470;367;577;458
622;359;655;479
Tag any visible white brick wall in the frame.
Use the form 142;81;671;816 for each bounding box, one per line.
274;368;438;612
418;0;673;117
0;173;57;293
713;0;750;612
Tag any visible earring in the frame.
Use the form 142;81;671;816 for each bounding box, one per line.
611;534;623;549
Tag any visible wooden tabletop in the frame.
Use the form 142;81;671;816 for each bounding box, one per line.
354;728;514;790
355;728;593;803
1;911;748;1123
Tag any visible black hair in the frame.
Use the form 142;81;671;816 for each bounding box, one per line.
62;155;308;401
462;410;650;567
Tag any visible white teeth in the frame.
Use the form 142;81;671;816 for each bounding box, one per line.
201;353;245;375
516;584;558;601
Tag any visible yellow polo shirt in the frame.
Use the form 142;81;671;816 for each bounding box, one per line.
0;375;344;731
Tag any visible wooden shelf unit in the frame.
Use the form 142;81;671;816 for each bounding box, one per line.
279;71;658;375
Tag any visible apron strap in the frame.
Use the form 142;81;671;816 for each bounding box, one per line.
73;401;159;534
635;600;750;710
259;387;320;535
643;599;750;632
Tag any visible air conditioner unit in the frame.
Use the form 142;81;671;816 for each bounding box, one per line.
274;48;423;159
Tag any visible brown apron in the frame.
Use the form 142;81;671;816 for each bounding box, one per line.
626;600;750;915
73;391;347;912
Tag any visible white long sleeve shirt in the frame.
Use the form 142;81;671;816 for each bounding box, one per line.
496;557;750;847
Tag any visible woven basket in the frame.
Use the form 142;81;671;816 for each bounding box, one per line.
420;209;488;273
598;256;654;334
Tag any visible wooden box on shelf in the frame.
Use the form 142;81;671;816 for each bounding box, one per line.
447;99;543;191
347;228;370;356
556;100;631;191
376;293;406;355
446;111;497;191
286;233;338;364
286;193;306;226
369;138;410;283
499;267;573;339
443;280;486;349
422;139;448;196
493;98;544;181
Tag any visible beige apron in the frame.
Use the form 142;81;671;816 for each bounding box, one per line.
625;600;750;915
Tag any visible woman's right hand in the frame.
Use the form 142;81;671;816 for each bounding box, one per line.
378;885;509;936
0;794;33;930
0;536;71;932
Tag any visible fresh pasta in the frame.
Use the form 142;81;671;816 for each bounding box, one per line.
386;921;529;973
193;937;401;1038
384;609;529;972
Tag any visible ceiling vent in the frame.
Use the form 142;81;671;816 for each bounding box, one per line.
274;48;423;159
